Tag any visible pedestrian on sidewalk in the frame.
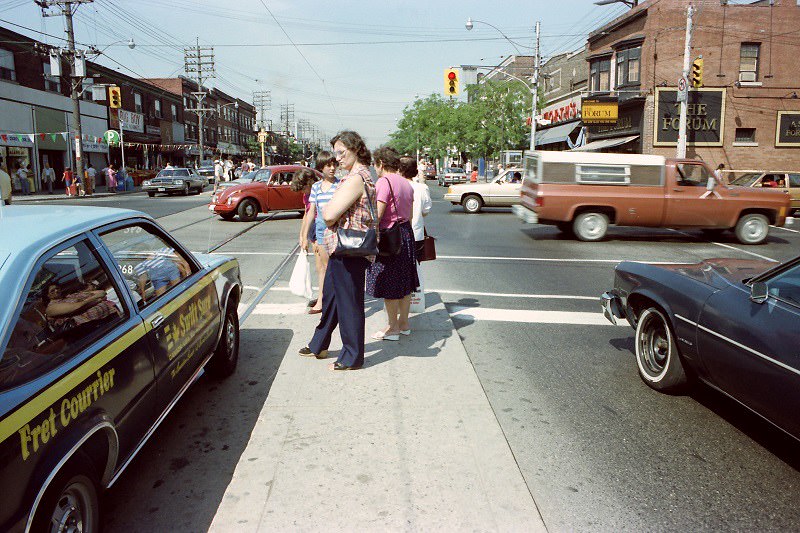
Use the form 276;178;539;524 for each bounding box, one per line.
213;159;223;192
400;156;432;253
107;164;117;193
290;168;320;304
41;161;55;194
304;150;340;314
16;163;30;195
85;162;96;196
366;147;418;342
0;156;12;205
63;167;74;197
299;130;375;371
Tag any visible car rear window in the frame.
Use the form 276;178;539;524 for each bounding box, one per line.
156;169;190;178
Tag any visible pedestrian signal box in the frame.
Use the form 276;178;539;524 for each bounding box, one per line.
444;68;459;96
109;86;122;109
690;57;703;88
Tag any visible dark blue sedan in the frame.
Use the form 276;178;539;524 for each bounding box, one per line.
602;256;800;439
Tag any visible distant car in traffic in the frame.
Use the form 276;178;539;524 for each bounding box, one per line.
209;164;321;221
443;167;524;213
602;254;800;441
142;168;207;197
424;164;437;180
729;171;800;214
196;164;215;184
0;205;242;532
438;167;467;187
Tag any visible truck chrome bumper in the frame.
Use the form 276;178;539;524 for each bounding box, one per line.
513;204;538;224
601;291;626;326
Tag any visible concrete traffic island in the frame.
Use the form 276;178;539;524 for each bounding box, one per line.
210;281;546;531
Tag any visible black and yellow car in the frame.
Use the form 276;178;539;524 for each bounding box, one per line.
0;205;242;532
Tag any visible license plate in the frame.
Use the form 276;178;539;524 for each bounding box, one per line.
157;187;165;192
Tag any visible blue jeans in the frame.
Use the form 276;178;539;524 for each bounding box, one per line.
20;178;30;194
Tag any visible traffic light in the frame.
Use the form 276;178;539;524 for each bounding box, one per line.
690;57;704;88
108;86;122;109
444;68;459;96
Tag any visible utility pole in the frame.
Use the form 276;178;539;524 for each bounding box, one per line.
184;38;215;166
37;0;93;184
529;21;540;152
253;90;271;130
677;4;694;159
280;103;294;136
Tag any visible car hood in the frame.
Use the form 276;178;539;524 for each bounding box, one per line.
192;252;232;270
654;258;775;290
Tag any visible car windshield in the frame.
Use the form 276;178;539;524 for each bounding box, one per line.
730;173;762;186
156;169;190;178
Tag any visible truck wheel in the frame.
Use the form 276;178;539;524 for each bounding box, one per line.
573;212;609;241
462;195;483;214
556;222;574;236
207;301;239;379
735;213;769;244
237;198;259;222
32;452;100;533
635;307;687;393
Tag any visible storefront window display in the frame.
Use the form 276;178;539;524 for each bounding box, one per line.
1;146;34;193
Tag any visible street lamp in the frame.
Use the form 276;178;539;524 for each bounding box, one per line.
89;38;135;55
465;18;540;152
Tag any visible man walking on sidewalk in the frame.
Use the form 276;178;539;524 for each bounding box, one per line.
85;162;96;196
0;156;12;205
41;161;55;193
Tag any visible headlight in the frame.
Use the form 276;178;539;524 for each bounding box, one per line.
173;179;184;185
447;186;453;194
142;180;150;186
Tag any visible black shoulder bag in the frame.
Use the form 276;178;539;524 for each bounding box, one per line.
334;174;380;257
377;177;403;257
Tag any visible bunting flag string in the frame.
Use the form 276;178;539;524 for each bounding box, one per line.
0;130;80;144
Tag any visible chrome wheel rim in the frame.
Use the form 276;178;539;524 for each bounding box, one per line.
465;198;479;211
49;482;92;533
225;317;236;358
580;214;606;239
638;313;669;377
244;203;255;217
741;218;767;242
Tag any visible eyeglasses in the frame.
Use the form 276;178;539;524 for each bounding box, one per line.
334;149;346;157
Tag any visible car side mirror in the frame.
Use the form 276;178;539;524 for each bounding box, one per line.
706;176;716;190
750;281;768;304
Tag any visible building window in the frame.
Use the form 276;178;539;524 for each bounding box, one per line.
154;99;161;118
615;46;641;87
171;103;177;120
42;61;61;92
134;92;142;113
0;48;16;81
589;57;611;92
739;43;760;82
734;127;757;143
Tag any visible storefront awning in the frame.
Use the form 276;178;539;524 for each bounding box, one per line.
569;135;639;152
535;122;580;146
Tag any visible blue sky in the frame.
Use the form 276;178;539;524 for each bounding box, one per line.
0;0;628;146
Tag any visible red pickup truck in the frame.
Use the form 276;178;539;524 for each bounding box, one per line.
513;152;792;244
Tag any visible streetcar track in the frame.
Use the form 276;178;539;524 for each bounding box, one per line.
207;212;278;253
239;243;300;324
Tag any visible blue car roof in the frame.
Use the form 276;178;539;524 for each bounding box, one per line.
0;205;141;257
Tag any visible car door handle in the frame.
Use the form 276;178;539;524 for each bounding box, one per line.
150;313;165;329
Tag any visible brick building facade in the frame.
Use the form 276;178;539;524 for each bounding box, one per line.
535;48;588;151
584;0;800;173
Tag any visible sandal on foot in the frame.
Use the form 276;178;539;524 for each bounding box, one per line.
330;361;362;371
298;346;328;359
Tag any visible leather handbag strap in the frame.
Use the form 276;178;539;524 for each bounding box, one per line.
379;176;402;224
358;169;377;230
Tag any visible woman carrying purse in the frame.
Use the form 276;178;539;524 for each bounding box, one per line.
366;147;418;342
298;131;376;371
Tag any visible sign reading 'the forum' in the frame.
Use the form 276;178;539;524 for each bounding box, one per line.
654;88;725;147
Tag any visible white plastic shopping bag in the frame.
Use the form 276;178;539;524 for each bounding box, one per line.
409;263;425;314
289;251;313;300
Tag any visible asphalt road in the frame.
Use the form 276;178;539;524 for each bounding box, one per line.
48;186;800;530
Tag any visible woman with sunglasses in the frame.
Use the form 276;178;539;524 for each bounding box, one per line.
298;131;376;371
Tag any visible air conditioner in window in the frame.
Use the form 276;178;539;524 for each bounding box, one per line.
739;71;757;82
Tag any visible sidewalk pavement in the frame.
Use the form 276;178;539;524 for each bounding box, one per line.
12;186;142;203
210;269;547;531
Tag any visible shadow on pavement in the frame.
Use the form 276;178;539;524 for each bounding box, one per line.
102;327;293;532
521;225;790;245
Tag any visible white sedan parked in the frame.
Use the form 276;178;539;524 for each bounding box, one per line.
443;167;525;213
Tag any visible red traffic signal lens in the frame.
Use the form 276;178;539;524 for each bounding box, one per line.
447;71;456;80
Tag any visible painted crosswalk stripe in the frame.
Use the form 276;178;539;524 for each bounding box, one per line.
448;306;628;327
